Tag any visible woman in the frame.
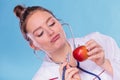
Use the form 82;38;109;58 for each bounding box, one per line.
13;5;120;80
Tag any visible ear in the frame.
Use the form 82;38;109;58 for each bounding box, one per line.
29;42;40;50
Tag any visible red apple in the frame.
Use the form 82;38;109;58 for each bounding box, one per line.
73;45;88;62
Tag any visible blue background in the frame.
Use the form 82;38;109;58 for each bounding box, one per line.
0;0;120;80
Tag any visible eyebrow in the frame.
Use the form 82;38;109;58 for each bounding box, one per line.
33;16;52;34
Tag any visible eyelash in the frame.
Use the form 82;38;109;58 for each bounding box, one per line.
37;31;44;37
49;22;55;27
37;21;55;37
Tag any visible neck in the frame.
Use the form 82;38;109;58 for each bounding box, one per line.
49;42;71;64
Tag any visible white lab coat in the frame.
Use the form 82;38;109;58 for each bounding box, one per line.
32;32;120;80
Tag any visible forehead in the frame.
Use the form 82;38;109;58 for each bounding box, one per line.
26;10;54;33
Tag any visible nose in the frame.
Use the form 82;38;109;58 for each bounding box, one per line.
45;27;54;36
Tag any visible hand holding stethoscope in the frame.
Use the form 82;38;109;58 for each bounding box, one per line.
59;62;81;80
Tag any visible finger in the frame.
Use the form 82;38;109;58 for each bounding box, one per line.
88;51;104;61
73;72;81;80
68;68;79;79
88;53;101;60
85;39;95;46
65;68;79;79
88;52;105;65
88;47;103;56
85;39;99;51
66;64;71;69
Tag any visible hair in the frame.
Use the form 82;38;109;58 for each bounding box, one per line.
13;5;56;41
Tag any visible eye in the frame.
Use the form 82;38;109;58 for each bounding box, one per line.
48;18;56;27
34;29;44;37
49;22;55;27
37;31;44;37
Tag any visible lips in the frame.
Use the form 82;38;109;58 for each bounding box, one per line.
51;34;60;43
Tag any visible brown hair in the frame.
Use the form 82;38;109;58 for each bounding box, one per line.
13;5;55;41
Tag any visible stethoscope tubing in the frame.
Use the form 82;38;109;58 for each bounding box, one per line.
62;62;101;80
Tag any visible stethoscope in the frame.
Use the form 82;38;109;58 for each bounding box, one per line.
62;62;101;80
28;22;102;80
61;23;101;80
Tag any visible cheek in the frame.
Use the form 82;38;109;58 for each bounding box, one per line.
38;41;51;51
35;37;49;49
55;22;62;31
60;28;66;39
55;24;66;37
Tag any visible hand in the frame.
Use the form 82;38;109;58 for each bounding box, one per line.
59;62;81;80
85;39;113;75
85;39;105;66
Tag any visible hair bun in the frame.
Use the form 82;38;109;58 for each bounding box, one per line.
14;5;25;19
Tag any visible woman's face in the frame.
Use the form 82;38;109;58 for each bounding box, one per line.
26;10;67;53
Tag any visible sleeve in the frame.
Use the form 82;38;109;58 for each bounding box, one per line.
32;67;46;80
94;32;120;80
32;62;49;80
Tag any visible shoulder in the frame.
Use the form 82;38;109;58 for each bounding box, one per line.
83;32;116;46
32;56;60;80
32;62;49;80
81;32;116;50
78;32;113;44
82;32;111;40
70;32;111;46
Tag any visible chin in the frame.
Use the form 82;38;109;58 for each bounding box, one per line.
55;38;66;49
